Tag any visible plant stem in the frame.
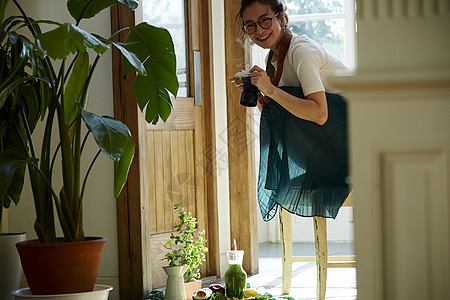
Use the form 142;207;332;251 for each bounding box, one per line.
73;107;82;230
38;101;58;243
19;108;36;158
12;0;56;84
64;53;79;84
12;0;34;33
12;121;44;240
55;59;73;191
109;27;131;41
12;122;28;154
55;59;77;240
82;55;100;107
68;54;101;240
56;58;66;109
80;149;101;199
80;130;90;154
28;161;72;241
18;106;57;242
50;143;60;174
28;163;60;207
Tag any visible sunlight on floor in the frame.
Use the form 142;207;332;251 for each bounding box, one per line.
246;243;357;300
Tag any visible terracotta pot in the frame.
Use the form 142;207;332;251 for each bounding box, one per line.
184;280;202;300
15;237;106;295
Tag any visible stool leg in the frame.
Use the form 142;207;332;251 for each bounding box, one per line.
279;208;292;295
314;216;328;300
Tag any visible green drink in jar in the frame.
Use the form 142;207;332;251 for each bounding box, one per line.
225;250;247;299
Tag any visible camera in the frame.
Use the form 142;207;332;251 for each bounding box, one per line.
239;75;259;107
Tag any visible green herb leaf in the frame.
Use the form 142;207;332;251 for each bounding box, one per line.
162;203;208;282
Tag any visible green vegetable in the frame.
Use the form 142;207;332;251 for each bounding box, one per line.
208;291;296;300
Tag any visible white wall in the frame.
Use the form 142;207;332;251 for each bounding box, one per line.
6;1;119;298
332;1;450;298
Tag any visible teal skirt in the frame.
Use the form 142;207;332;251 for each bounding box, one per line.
258;86;350;221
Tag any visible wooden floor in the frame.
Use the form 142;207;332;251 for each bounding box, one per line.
202;242;357;300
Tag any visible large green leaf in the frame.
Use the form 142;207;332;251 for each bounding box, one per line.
67;0;139;22
132;73;172;124
0;146;26;209
0;150;37;200
0;33;29;95
64;51;89;125
0;120;28;208
123;23;178;124
0;0;8;26
81;109;132;161
112;42;146;76
36;23;109;59
20;85;42;134
113;136;134;197
0;77;40;111
5;164;25;206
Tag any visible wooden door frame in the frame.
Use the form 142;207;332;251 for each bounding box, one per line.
193;0;221;279
110;1;219;297
110;5;144;300
224;1;259;275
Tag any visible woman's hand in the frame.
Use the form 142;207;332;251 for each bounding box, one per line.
247;66;328;125
249;65;274;96
229;76;244;91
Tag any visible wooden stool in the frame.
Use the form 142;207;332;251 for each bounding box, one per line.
279;194;355;299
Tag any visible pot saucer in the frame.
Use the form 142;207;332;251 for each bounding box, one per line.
12;284;112;300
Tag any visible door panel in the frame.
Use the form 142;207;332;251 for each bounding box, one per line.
144;99;207;288
146;101;198;235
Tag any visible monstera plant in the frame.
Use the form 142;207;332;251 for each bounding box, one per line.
0;0;178;244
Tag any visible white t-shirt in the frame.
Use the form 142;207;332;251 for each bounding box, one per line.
268;34;349;96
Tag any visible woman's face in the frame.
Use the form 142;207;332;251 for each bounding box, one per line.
242;2;284;52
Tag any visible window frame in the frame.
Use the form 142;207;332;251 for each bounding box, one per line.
252;0;356;70
286;0;356;69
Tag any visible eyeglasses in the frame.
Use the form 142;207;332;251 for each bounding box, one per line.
242;12;280;35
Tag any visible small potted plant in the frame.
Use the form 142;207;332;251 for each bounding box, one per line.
162;203;208;300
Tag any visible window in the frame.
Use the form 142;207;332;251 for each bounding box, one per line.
252;0;355;70
142;0;188;97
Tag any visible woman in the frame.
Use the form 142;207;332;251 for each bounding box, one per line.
230;0;350;221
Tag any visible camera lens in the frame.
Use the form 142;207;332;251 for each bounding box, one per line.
239;75;259;107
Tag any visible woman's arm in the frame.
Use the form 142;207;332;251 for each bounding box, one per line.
250;65;328;125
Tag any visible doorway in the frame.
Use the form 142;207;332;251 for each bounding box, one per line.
137;0;219;288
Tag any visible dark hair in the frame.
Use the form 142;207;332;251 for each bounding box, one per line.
235;0;288;46
236;0;286;23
